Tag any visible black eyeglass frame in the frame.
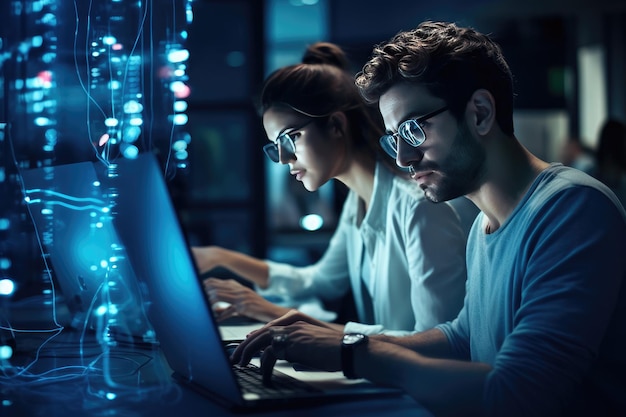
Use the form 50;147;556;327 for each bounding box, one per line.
263;119;315;163
379;106;448;158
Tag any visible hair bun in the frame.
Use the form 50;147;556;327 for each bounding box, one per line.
301;42;350;71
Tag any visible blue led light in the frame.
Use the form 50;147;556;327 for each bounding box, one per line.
0;278;16;295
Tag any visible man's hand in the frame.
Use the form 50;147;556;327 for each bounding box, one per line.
231;314;344;381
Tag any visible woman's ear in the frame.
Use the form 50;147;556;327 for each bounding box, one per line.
468;89;496;136
327;111;349;137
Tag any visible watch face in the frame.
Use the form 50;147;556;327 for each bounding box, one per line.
343;333;367;345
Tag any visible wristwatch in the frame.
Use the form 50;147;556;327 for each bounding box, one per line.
341;333;368;379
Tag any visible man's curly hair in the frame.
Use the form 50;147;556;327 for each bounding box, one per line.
355;21;515;135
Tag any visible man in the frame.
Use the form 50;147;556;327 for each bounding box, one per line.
232;21;626;416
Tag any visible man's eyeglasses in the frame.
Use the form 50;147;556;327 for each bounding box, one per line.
379;106;448;158
263;119;315;163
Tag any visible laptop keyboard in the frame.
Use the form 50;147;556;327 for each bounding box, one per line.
234;363;322;396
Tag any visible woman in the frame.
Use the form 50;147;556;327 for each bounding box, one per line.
192;42;475;335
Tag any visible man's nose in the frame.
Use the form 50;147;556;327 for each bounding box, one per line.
395;138;422;168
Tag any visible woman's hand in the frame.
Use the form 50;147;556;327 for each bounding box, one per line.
191;246;223;274
203;278;290;322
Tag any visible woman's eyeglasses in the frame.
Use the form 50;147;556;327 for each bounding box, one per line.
263;119;314;163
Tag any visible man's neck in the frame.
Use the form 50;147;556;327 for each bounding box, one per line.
468;139;550;233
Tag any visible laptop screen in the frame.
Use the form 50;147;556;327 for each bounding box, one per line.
20;161;154;342
97;153;243;405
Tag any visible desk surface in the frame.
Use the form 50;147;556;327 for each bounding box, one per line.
1;305;432;417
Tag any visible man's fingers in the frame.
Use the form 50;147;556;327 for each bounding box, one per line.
260;347;278;386
232;330;272;365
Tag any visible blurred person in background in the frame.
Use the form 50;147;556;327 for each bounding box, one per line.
594;118;626;207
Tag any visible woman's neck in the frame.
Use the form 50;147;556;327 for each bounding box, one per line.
337;151;377;210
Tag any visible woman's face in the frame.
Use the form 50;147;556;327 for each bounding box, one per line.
263;107;345;192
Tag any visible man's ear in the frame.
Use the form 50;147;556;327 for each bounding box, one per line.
468;89;496;136
328;111;349;137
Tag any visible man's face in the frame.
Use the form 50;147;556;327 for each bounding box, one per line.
378;83;486;203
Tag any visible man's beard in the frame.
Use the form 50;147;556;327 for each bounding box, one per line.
421;120;486;203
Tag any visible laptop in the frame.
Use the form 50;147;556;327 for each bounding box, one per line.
100;152;403;411
19;161;156;345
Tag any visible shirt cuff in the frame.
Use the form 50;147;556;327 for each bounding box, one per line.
343;321;385;335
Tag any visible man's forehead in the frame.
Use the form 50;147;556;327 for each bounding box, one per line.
378;83;444;124
379;83;435;127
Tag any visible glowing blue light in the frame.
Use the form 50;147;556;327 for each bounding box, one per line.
31;36;43;48
0;345;13;360
100;260;109;268
122;144;139;159
0;259;11;270
95;222;104;228
106;392;117;401
123;126;141;143
129;117;143;126
169;80;184;92
42;52;56;64
93;181;101;187
0;218;10;230
34;117;53;126
167;49;190;63
2;399;13;406
41;208;53;215
172;114;188;126
185;4;193;24
41;13;57;26
0;279;15;295
45;128;57;143
123;100;143;114
109;80;121;90
95;305;108;316
104;118;119;127
181;30;189;40
172;140;187;151
103;36;117;46
173;100;188;112
175;150;189;160
180;132;192;143
299;214;324;231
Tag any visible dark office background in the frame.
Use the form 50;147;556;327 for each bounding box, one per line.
1;0;625;302
182;0;626;269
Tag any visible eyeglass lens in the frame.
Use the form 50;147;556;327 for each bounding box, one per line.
380;120;425;158
263;133;296;163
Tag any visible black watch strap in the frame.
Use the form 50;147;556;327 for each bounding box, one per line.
341;333;368;379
